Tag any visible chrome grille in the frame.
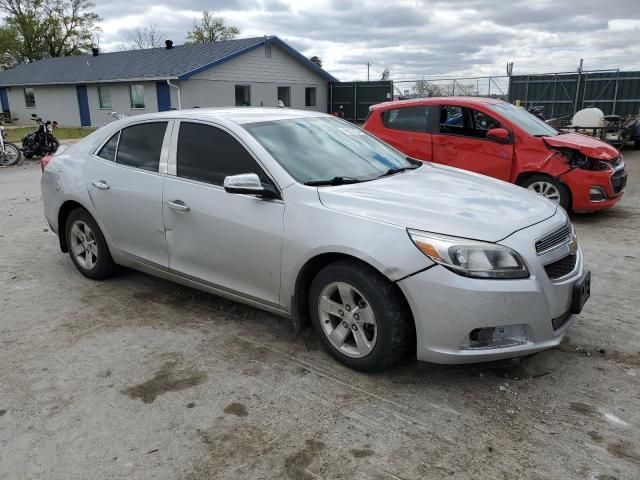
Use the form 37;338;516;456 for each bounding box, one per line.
535;223;572;255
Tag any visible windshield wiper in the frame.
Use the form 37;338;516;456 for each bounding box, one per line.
304;176;363;186
377;162;421;178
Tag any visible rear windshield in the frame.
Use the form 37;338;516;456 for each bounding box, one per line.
489;103;559;137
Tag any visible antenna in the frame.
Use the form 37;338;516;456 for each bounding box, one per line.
380;68;390;81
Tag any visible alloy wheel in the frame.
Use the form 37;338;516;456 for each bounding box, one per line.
69;220;98;270
527;181;561;204
318;281;377;358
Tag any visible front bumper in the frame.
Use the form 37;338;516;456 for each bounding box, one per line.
561;165;626;212
397;213;585;364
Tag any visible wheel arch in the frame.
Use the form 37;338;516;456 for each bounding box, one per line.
57;200;87;252
291;252;416;338
516;171;573;210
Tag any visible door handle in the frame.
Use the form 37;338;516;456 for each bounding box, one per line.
166;200;190;212
91;180;110;190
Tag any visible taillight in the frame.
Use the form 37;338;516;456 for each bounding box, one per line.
41;155;53;172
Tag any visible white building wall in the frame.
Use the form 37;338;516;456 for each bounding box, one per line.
185;44;328;112
86;81;159;127
6;85;80;126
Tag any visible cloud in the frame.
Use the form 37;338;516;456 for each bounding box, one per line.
93;0;640;81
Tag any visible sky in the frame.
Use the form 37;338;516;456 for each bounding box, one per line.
95;0;640;83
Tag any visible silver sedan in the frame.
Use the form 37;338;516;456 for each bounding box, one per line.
41;108;590;371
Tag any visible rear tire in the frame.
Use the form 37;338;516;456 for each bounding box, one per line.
65;208;117;280
519;174;571;210
309;260;413;372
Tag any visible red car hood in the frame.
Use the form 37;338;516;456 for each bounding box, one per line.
543;133;618;160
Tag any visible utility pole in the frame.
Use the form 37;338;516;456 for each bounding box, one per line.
367;62;370;82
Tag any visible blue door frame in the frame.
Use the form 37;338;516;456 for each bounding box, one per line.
76;85;91;126
0;87;9;113
156;81;171;111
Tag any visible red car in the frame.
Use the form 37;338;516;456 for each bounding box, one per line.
363;97;627;211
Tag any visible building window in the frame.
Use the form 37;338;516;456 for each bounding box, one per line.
24;88;36;108
305;87;316;107
235;85;250;106
129;84;145;109
98;86;112;109
278;86;290;107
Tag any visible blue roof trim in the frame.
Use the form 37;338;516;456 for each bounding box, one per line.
177;40;265;80
266;37;339;83
178;35;339;82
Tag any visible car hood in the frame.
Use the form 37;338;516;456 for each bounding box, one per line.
543;133;619;160
317;164;557;242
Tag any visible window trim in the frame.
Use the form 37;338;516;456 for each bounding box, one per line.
434;105;512;143
166;119;282;198
24;87;36;109
91;119;173;175
129;84;146;110
235;84;251;107
381;105;429;133
98;86;113;110
95;130;121;161
305;87;317;107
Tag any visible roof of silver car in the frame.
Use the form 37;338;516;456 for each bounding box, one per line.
119;107;328;125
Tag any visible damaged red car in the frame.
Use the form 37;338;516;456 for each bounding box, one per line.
363;97;627;211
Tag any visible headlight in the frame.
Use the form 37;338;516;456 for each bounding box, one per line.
408;229;530;279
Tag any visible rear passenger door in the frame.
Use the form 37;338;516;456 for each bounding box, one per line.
431;105;513;181
162;121;284;306
376;106;432;160
87;121;171;267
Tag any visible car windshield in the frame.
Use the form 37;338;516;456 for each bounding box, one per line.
489;103;559;137
243;117;416;184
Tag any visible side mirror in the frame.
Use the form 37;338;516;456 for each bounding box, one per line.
486;127;510;143
223;173;279;199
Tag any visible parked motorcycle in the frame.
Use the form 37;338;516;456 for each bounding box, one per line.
0;125;22;167
22;114;59;159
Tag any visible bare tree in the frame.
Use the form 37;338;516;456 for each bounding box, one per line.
121;24;166;50
186;10;239;43
412;78;443;97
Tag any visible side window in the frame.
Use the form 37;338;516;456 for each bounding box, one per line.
382;106;428;132
439;106;465;135
116;122;167;172
470;109;501;138
176;122;271;187
97;132;119;161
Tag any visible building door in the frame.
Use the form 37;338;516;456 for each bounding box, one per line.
76;85;91;126
0;87;9;113
156;81;171;111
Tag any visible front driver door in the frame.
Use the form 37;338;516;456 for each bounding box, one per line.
86;121;170;267
162;121;284;307
432;105;513;181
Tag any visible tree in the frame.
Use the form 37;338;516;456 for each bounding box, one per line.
0;0;100;66
186;10;239;43
0;26;21;69
309;55;322;68
413;78;442;97
121;24;166;50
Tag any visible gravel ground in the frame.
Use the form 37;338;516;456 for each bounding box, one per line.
0;153;638;480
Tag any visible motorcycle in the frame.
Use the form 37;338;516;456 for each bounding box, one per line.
22;114;59;159
0;125;22;167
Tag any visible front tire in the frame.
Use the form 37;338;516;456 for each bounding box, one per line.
519;174;571;210
65;209;117;280
309;260;413;372
0;142;21;166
